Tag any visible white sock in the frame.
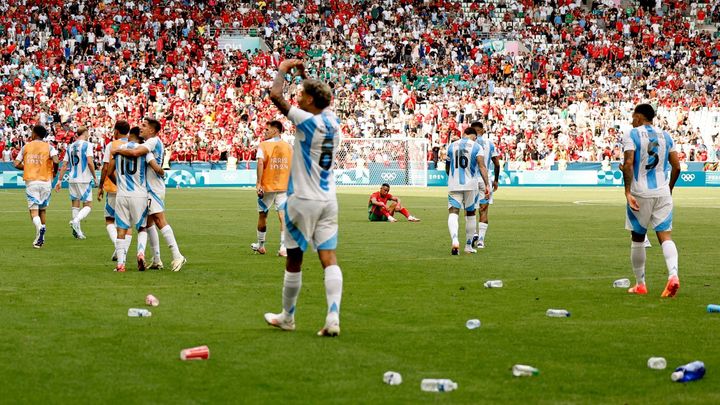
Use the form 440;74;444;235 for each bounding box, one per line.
76;206;91;222
478;222;488;242
282;271;302;318
661;240;679;278
32;216;42;232
324;265;343;322
115;237;130;265
72;207;80;220
106;224;117;243
448;213;459;245
257;230;266;247
137;230;147;255
160;225;182;260
148;225;161;260
631;241;646;285
465;216;477;246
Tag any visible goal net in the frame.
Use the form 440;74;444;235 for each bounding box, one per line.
334;138;429;187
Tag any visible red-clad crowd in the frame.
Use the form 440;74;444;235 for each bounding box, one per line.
0;0;719;168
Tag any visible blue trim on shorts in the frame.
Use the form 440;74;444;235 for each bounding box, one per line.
626;205;647;234
448;195;462;209
105;199;116;218
258;197;269;213
655;211;673;232
80;184;92;201
149;191;164;209
115;215;130;230
135;208;148;231
317;233;338;250
284;209;308;252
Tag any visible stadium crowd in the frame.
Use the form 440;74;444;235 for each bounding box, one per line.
1;0;720;168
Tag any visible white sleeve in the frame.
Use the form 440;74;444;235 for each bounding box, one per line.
622;130;636;151
16;146;24;161
137;137;155;154
49;145;58;158
85;143;94;157
102;143;112;163
256;145;265;160
147;152;155;162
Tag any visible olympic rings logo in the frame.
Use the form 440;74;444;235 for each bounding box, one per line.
681;174;695;182
380;173;398;181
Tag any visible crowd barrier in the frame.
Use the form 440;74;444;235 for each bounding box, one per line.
0;162;718;188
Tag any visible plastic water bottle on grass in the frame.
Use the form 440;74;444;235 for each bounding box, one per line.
421;379;458;392
465;319;481;329
647;357;667;370
128;308;152;317
671;361;705;382
484;280;503;288
383;371;402;385
512;364;539;377
546;309;570;317
707;304;720;313
613;278;631;288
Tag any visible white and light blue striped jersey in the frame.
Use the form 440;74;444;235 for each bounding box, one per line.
63;140;94;184
446;138;482;191
622;125;677;198
286;106;340;201
114;142;148;198
141;136;166;196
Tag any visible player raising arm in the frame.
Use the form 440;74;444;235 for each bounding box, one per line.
621;103;681;297
263;59;344;337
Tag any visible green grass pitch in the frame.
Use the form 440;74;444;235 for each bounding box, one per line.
0;186;719;404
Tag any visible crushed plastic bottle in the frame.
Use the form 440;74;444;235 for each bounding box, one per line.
420;379;458;392
484;280;503;288
128;308;152;317
383;371;402;385
546;309;570;317
647;357;667;370
707;304;720;313
671;361;705;382
512;364;540;377
613;278;631;288
465;319;481;329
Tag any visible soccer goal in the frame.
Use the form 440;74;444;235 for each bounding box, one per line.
334;138;429;187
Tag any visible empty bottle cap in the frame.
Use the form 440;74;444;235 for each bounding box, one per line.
671;371;684;382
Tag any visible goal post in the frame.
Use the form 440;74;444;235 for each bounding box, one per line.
334;138;429;187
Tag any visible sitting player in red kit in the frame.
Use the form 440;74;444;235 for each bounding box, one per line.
368;183;420;223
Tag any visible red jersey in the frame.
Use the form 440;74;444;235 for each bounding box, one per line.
368;191;394;215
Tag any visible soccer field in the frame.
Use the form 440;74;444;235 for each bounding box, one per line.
1;186;719;404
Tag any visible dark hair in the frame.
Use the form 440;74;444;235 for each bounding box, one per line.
114;120;130;135
129;126;140;137
470;121;483;130
33;125;48;139
144;117;162;133
381;183;390;189
633;104;655;121
464;127;477;136
268;120;283;133
303;79;333;110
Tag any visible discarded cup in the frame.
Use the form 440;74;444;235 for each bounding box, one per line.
145;294;160;307
613;278;631;288
484;280;503;288
707;304;720;313
180;345;210;361
128;308;152;317
512;364;540;377
546;309;570;317
466;319;481;330
383;371;403;385
648;357;667;370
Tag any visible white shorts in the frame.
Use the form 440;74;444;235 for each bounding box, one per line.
625;195;673;234
104;193;116;218
115;195;149;231
284;195;338;252
477;179;494;205
26;181;52;210
148;190;165;215
69;182;93;202
448;190;479;212
258;191;287;212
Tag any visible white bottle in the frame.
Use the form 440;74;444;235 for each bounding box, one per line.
512;364;540;377
383;371;403;385
613;278;631;288
484;280;503;288
546;309;570;317
465;319;481;329
128;308;152;317
420;379;458;392
647;357;667;370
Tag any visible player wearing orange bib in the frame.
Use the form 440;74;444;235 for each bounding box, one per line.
98;120;131;260
13;125;59;248
252;120;293;256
